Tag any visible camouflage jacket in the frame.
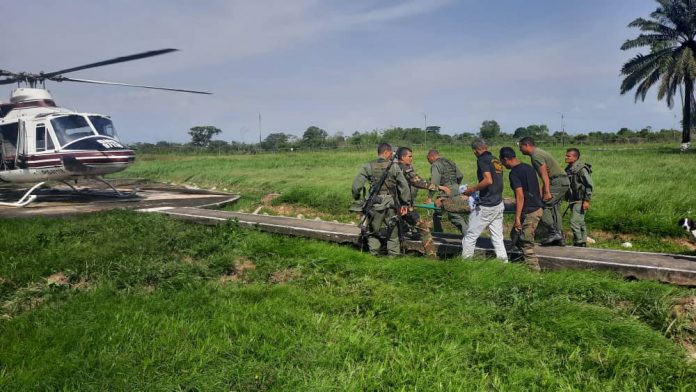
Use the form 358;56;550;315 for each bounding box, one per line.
565;161;593;202
352;157;411;205
398;162;437;204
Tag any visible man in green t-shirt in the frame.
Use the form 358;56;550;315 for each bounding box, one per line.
518;137;569;246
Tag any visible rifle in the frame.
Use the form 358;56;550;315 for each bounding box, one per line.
356;158;397;251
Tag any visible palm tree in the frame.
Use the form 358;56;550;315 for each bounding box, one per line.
620;0;696;147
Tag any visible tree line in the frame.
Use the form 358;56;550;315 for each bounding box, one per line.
129;121;681;154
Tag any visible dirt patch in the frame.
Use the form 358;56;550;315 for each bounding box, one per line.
615;300;634;312
218;274;240;284
675;239;696;252
236;259;256;273
219;259;257;284
261;193;281;205
684;341;696;361
47;272;69;287
181;255;207;266
672;296;696;360
588;230;634;242
269;268;302;284
72;278;93;291
260;203;335;221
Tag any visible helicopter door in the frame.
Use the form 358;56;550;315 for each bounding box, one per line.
0;121;19;170
15;120;28;169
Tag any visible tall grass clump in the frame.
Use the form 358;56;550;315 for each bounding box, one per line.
1;211;694;390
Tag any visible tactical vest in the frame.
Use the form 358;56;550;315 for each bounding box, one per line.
370;159;396;195
437;158;460;187
567;163;591;201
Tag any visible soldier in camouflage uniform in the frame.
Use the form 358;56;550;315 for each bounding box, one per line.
352;143;411;256
396;147;451;257
426;150;467;233
499;147;544;271
564;148;593;247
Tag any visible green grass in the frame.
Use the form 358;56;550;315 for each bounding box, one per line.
1;212;695;390
118;144;696;240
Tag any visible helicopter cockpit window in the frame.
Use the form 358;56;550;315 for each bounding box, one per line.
51;115;96;146
88;116;119;139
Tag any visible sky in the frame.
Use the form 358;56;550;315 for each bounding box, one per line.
1;0;680;144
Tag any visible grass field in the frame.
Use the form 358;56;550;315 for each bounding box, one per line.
2;143;696;390
1;212;695;390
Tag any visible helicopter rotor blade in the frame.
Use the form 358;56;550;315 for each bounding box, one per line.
0;78;19;85
54;76;212;95
41;48;179;79
0;70;20;85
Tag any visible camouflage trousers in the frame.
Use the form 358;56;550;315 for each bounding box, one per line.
403;211;436;257
367;209;401;256
568;201;587;245
433;195;468;234
537;176;569;240
511;208;543;271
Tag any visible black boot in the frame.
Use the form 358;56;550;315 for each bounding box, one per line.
540;233;563;246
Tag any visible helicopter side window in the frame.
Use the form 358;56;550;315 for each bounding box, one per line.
51;115;96;147
88;116;119;139
36;125;46;152
35;124;54;152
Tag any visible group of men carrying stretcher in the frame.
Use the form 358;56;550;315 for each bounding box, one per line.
352;137;593;271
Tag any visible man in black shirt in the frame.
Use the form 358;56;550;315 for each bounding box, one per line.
499;147;543;271
461;139;507;261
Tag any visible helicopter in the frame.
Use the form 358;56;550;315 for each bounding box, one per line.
0;49;210;207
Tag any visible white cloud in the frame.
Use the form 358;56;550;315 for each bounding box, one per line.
0;1;682;142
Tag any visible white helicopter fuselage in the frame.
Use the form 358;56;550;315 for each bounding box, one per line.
0;88;135;183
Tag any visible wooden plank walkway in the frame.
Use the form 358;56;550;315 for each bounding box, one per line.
141;207;696;286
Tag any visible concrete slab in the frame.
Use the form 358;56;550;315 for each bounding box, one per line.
0;179;240;218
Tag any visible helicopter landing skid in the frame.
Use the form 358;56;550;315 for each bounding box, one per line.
57;178;139;199
93;177;138;197
0;181;46;207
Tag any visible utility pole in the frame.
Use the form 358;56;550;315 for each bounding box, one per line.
423;113;427;147
561;113;565;147
258;113;262;145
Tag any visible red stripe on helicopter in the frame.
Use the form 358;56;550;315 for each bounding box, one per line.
27;158;132;168
0;99;57;113
25;151;134;161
